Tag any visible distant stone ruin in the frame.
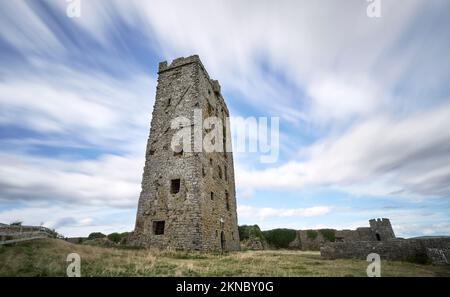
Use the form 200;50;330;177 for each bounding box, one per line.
239;219;450;264
288;218;396;250
319;219;450;264
239;219;396;251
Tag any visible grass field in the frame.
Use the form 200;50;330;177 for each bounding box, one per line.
0;239;449;277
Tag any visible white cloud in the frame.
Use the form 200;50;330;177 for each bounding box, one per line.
134;0;430;119
0;1;63;55
0;152;143;208
1;0;449;238
0;58;155;157
238;188;255;200
238;205;331;221
0;81;118;132
306;75;385;123
0;205;135;237
51;0;429;124
395;223;450;238
236;103;450;198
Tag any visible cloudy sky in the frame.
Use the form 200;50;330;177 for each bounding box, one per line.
0;0;449;238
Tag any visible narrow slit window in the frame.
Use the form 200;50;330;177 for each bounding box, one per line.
218;166;222;179
225;191;230;211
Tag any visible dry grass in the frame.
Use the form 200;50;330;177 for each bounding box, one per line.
0;239;449;277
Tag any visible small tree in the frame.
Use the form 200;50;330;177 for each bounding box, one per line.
88;232;106;240
263;229;297;249
107;233;121;243
319;229;336;242
306;230;318;240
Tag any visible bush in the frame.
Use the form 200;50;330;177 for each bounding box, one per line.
407;253;431;265
119;232;130;245
238;225;265;241
319;229;336;242
107;233;121;243
88;232;106;240
306;230;318;240
107;232;130;244
263;229;297;249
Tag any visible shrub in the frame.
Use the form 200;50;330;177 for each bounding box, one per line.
107;233;121;243
119;232;130;245
263;229;297;249
238;225;265;241
88;232;106;240
107;232;130;244
407;253;431;265
319;229;336;242
306;230;318;240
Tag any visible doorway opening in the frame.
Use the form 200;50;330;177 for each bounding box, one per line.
220;231;225;251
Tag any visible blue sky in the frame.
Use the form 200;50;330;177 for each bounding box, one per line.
0;0;449;237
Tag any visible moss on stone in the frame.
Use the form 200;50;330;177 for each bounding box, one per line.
238;225;265;241
306;230;318;240
319;229;336;242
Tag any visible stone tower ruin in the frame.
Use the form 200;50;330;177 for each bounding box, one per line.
130;55;240;251
369;218;395;241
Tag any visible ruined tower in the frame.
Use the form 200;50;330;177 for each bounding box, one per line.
369;218;396;241
130;55;240;251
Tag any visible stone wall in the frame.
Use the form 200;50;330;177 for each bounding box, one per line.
289;219;395;251
0;224;57;242
290;230;335;250
129;55;239;251
426;247;450;265
320;237;450;263
369;218;396;241
0;224;55;236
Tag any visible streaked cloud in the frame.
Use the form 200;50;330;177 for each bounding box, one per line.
0;0;449;237
238;205;331;221
236;103;450;198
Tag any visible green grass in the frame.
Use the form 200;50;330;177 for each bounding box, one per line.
0;239;449;277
